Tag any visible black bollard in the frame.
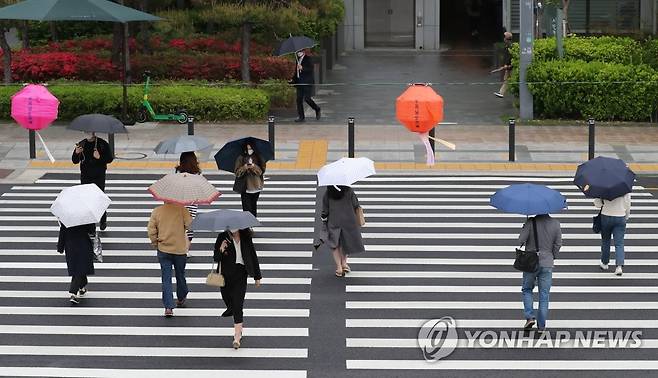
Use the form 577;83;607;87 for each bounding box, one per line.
108;133;115;158
29;129;36;159
508;118;516;162
429;127;436;154
268;116;275;160
348;117;355;158
187;116;195;136
588;118;595;160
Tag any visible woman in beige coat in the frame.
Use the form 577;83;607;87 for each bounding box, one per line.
233;143;265;217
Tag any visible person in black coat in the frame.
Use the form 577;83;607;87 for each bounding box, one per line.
290;48;321;122
213;228;262;349
72;133;113;230
57;223;95;304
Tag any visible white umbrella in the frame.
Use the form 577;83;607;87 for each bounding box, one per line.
50;184;111;227
317;157;376;187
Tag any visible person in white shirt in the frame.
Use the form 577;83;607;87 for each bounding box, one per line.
594;193;631;276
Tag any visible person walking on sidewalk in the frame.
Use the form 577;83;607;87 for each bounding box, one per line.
214;228;262;349
290;48;321;122
319;185;365;277
494;31;513;98
175;152;201;258
518;214;562;331
595;194;631;276
72;132;113;231
57;222;96;304
234;143;265;218
148;203;192;317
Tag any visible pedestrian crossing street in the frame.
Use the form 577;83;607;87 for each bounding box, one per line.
0;173;657;377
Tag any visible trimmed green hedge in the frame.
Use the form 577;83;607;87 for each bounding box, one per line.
529;36;643;65
0;84;270;122
526;60;658;121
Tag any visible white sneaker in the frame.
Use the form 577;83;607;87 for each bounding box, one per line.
494;92;504;98
615;266;623;276
599;262;609;271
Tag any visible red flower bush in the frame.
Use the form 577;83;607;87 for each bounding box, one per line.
11;52;120;82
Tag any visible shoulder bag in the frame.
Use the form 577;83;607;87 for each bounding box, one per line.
89;232;103;263
514;217;539;273
592;202;603;234
206;261;225;287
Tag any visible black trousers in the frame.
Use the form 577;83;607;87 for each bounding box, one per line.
81;175;107;225
220;265;248;324
296;85;320;119
69;275;88;295
241;192;260;218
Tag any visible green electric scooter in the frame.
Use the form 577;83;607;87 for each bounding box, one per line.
136;71;188;124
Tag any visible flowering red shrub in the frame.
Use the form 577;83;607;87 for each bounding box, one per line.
11;52;119;82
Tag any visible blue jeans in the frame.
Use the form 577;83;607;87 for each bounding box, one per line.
601;215;626;267
157;251;189;309
522;266;553;329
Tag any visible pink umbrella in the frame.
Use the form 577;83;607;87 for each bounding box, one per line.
11;84;59;131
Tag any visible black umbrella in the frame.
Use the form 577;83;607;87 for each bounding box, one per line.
573;156;635;200
214;137;273;173
275;35;316;56
69;114;128;134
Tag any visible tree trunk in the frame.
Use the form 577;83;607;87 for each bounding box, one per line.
112;23;122;66
124;23;131;84
21;21;29;50
241;22;251;83
49;22;58;42
0;28;12;84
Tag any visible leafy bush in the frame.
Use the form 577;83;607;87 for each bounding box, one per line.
259;79;296;108
530;36;643;65
0;84;270;121
526;60;658;121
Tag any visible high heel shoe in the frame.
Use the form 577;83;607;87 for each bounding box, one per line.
232;338;241;349
342;265;351;273
335;269;344;277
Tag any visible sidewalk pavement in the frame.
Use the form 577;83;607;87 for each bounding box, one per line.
2;122;658;180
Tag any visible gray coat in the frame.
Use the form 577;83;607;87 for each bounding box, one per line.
315;187;365;255
518;214;562;268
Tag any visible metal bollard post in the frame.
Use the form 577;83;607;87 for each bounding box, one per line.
187;116;195;136
108;133;115;159
508;118;516;162
429;127;435;153
348;117;355;158
29;129;36;159
268;116;276;160
588;118;595;160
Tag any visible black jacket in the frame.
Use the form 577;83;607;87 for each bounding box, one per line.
291;55;315;85
57;223;95;277
72;137;113;179
213;230;262;280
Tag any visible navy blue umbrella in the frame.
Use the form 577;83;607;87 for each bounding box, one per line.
490;183;568;216
214;137;273;173
574;157;635;200
275;35;316;56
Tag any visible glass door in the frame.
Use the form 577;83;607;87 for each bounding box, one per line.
365;0;415;48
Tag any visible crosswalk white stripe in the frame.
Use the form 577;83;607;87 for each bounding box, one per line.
357;233;657;240
0;346;308;358
346;319;658;328
0;216;316;222
0;262;312;270
0;276;311;285
363;245;658;252
346;301;658;310
0;368;307;378
346;338;658;348
0;226;315;233
346;285;658;293
0;290;310;300
0;249;312;258
347;258;658;266
35;177;593;184
0;199;314;206
0;208;316;214
1;192;317;199
0;307;309;317
347;271;658;279
346;360;658;370
0;237;313;244
0;325;308;337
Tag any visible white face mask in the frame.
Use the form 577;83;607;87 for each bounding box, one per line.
247;149;254;155
297;51;304;58
229;229;239;234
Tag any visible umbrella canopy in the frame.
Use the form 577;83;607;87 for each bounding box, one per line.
275;35;316;56
396;84;444;134
317;157;376;187
69;114;128;134
574;157;635;200
50;184;111;227
490;183;568;216
0;0;161;22
148;173;220;205
192;209;261;232
214;137;273;173
11;84;59;131
154;135;212;155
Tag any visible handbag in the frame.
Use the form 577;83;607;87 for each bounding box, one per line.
232;174;247;193
89;232;103;263
593;207;603;234
355;206;366;226
206;261;225;287
514;218;539;273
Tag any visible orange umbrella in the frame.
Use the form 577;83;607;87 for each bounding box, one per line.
396;83;446;165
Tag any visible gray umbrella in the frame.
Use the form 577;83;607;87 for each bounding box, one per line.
68;114;128;134
154;135;212;155
192;210;261;231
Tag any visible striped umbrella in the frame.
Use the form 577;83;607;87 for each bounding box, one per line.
148;173;220;205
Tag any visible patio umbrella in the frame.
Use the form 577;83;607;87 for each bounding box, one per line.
275;35;316;56
214;137;273;173
192;209;261;232
317;157;376;187
0;0;162;123
154;135;212;155
148;173;220;205
573;156;635;200
50;184;111;227
490;183;568;216
69;114;128;134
